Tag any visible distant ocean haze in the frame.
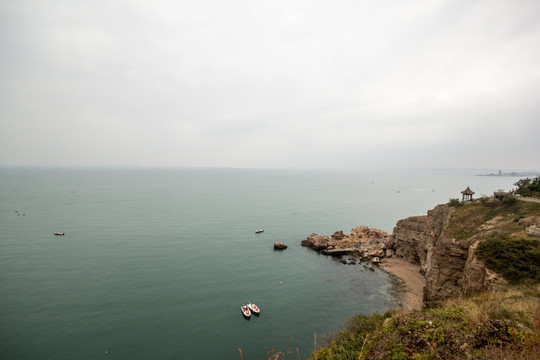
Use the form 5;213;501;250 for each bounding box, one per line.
0;167;517;359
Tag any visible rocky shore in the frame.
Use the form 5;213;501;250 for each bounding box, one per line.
301;225;391;263
301;225;423;309
302;201;540;309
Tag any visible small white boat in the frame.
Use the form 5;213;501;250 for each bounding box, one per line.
54;232;65;236
255;229;264;233
241;305;251;318
247;303;260;315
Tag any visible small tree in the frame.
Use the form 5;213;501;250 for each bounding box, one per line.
514;177;540;197
531;176;540;191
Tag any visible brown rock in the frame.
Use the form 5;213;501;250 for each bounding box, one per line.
387;203;517;302
367;248;385;258
462;240;507;293
526;223;540;237
273;242;288;250
331;230;346;241
301;233;330;250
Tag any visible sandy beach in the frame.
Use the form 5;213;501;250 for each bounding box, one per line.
380;257;424;311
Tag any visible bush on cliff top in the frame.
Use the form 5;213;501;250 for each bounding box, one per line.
475;236;540;283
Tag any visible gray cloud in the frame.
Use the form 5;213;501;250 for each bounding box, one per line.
1;0;539;170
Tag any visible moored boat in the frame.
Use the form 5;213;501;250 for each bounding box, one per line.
54;232;65;236
241;305;251;318
255;229;264;233
247;303;260;315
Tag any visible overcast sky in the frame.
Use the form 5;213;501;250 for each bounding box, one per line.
1;0;539;170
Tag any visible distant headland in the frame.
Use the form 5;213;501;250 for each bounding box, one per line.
477;170;539;177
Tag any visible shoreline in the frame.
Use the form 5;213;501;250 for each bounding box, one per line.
379;257;424;311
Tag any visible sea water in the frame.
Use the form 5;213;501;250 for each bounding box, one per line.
0;167;518;359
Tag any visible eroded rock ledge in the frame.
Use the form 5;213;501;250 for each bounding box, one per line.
301;226;390;263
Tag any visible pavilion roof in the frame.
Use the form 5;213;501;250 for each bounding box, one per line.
461;186;475;195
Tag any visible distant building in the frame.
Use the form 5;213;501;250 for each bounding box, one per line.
494;191;509;201
461;186;475;202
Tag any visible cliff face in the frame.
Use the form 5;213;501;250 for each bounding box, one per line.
389;205;451;269
387;204;506;302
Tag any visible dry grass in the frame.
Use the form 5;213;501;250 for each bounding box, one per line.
448;285;540;331
443;199;540;242
309;285;540;360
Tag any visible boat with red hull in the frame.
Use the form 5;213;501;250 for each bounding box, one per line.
240;305;251;318
247;303;260;315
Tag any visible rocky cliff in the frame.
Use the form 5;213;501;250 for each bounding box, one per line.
385;204;506;302
303;200;540;303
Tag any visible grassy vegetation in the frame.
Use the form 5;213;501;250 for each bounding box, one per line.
443;197;540;284
444;197;540;242
476;236;540;283
309;285;540;360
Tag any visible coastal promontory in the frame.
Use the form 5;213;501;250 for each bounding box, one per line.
305;194;540;359
303;198;540;303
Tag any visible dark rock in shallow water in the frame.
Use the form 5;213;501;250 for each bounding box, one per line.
274;242;288;250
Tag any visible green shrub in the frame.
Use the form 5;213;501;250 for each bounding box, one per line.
514;177;540;197
448;198;462;207
475;237;540;283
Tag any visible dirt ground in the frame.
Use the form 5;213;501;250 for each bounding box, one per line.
380;257;424;311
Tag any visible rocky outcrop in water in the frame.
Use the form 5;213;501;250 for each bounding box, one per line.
301;226;390;262
273;242;288;250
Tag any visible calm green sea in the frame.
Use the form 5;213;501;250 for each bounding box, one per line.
0;168;517;359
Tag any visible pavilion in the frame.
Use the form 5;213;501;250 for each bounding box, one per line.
461;186;475;202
